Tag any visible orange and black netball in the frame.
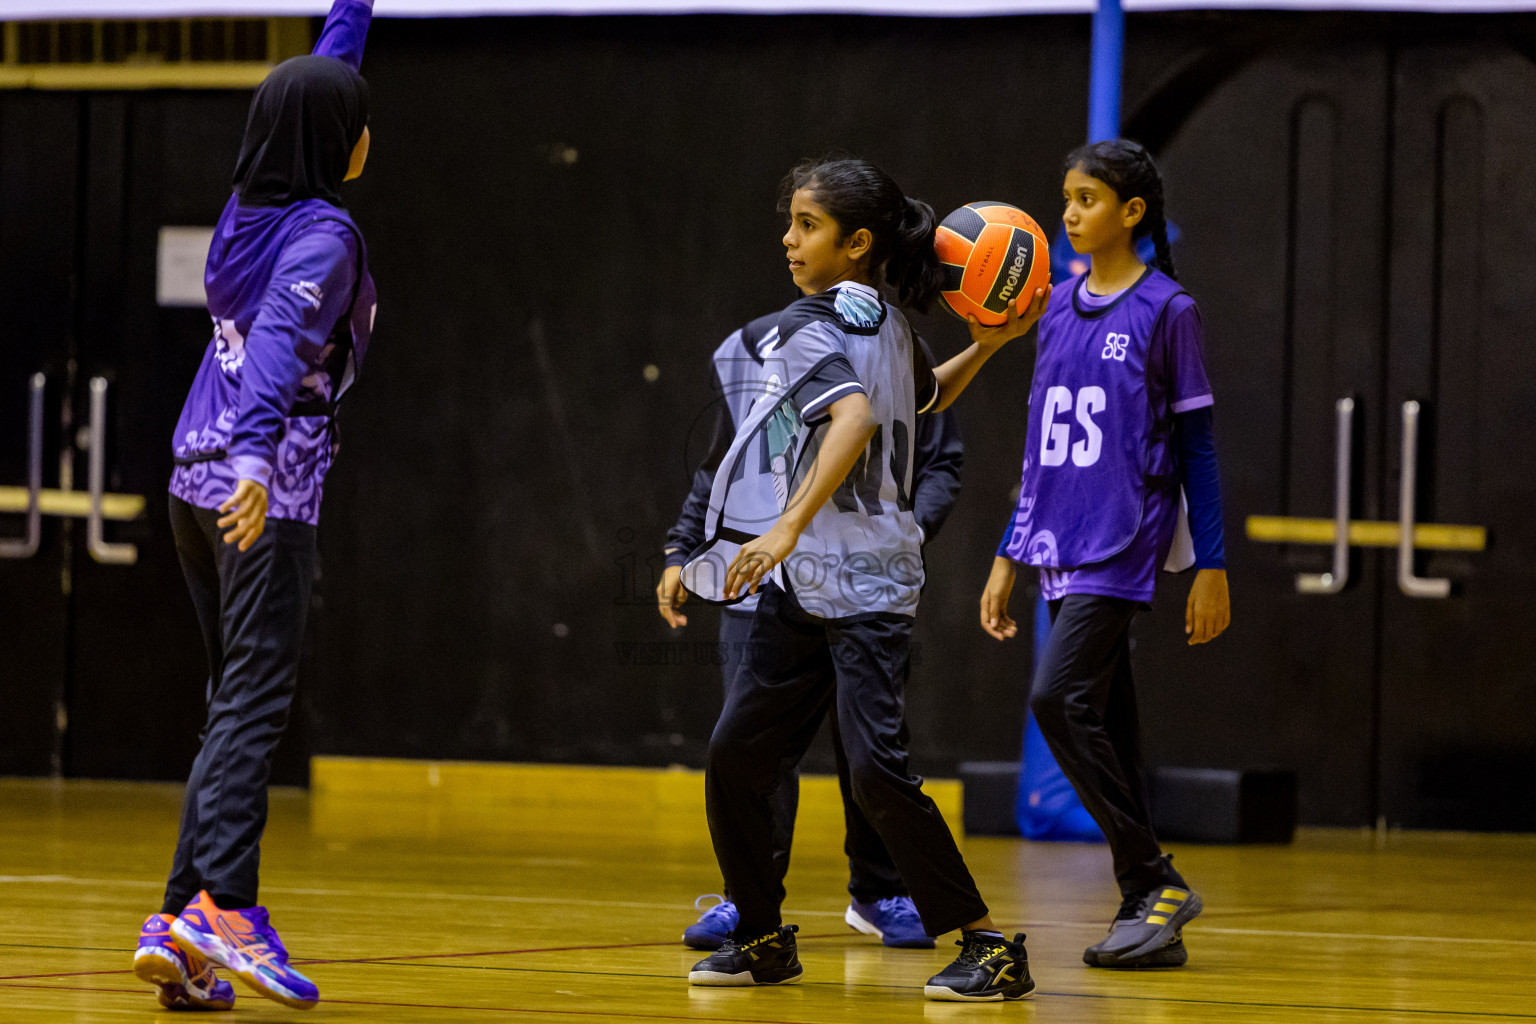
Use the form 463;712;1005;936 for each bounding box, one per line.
934;202;1051;325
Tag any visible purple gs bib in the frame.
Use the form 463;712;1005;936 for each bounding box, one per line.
1004;268;1187;570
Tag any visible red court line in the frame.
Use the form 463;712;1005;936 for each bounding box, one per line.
0;983;813;1024
0;932;851;982
305;932;851;968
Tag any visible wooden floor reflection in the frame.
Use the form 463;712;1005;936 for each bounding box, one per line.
6;777;1535;1022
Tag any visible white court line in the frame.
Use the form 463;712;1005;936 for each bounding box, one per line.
4;876;1533;948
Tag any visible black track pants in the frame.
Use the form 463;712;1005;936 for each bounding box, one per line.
161;495;315;912
707;584;986;939
718;608;906;906
1030;593;1186;897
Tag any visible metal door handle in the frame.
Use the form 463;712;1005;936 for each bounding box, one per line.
1398;400;1448;598
87;376;137;565
0;373;46;559
1297;396;1354;594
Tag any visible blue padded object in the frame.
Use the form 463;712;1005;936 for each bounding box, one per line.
1088;0;1124;144
1016;595;1105;842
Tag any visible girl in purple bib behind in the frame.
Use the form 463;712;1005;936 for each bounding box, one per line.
981;140;1231;969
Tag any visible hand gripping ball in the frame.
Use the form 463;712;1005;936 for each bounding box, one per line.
935;202;1051;326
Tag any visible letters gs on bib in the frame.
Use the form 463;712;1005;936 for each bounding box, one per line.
1038;332;1135;466
1040;386;1106;468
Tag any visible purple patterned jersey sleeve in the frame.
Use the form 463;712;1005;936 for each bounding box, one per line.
226;229;358;485
1162;300;1213;414
313;0;374;69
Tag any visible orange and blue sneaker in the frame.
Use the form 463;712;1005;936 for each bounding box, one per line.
171;891;319;1010
133;912;236;1011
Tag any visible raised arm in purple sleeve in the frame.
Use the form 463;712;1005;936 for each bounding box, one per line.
226;228;358;486
314;0;374;70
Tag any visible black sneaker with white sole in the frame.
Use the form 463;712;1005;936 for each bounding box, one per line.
1084;886;1201;967
687;924;803;986
923;931;1035;1002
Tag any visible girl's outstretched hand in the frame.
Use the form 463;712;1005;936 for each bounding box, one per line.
967;284;1052;351
980;556;1020;641
656;564;688;629
217;479;268;552
1185;568;1230;645
724;522;798;599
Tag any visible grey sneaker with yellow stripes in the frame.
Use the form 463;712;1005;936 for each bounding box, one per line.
1084;886;1202;967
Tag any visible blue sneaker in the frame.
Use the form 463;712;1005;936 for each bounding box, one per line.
171;891;319;1010
846;896;935;949
682;895;738;950
133;912;236;1011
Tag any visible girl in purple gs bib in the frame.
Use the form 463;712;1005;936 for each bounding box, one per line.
132;1;376;1012
981;140;1231;969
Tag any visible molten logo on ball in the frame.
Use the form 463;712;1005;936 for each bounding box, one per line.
997;244;1032;305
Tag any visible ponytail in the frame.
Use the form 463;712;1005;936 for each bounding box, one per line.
889;195;942;313
1063;138;1177;280
779;156;942;312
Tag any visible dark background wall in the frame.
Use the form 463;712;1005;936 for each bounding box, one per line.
308;13;1102;775
5;10;1535;829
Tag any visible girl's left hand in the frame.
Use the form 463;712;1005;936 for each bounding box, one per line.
725;522;798;599
967;284;1052;350
1185;568;1230;645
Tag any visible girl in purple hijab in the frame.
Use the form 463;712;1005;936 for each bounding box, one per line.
133;1;375;1011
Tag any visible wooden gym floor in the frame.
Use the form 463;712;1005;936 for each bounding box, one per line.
4;766;1534;1023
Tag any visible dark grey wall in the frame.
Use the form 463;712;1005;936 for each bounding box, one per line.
310;14;1097;774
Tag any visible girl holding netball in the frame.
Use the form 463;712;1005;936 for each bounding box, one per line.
131;0;376;1010
682;157;1047;1001
660;313;963;953
982;139;1229;968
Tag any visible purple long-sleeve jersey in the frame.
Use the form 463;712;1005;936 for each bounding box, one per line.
169;0;375;525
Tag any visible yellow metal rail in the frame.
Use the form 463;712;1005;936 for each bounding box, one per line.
0;63;270;89
1245;515;1486;551
0;486;144;521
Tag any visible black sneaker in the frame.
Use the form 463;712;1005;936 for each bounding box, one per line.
1084;887;1201;968
687;925;803;986
923;931;1035;1001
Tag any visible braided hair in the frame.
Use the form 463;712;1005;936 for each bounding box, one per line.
1063;139;1176;280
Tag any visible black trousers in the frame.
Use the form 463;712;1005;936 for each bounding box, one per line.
718;607;906;905
161;495;316;912
1030;594;1186;897
707;584;987;939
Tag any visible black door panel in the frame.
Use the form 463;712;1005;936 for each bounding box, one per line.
1136;40;1391;826
0;93;79;777
1378;40;1536;829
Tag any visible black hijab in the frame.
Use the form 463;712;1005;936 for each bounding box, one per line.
233;54;369;208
